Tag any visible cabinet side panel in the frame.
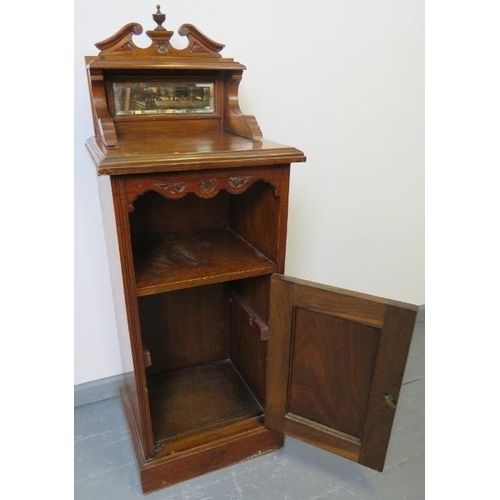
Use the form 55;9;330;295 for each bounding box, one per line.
231;275;270;322
97;176;136;381
229;292;268;406
108;177;155;458
229;167;290;270
98;176;146;452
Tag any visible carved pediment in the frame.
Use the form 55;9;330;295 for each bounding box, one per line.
95;5;226;59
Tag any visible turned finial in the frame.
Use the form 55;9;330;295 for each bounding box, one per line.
153;5;166;31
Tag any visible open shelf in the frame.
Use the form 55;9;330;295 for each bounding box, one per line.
133;228;276;296
148;359;263;445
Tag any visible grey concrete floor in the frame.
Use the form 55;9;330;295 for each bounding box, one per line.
74;320;424;499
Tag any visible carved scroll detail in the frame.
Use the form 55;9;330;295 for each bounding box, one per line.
224;72;263;140
228;176;252;189
94;23;143;52
87;70;117;146
178;24;225;55
127;171;281;211
154;182;187;195
197;179;218;193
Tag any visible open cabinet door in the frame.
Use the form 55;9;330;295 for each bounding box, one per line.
265;275;418;471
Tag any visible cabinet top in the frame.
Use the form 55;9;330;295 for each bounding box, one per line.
86;132;306;176
85;5;306;174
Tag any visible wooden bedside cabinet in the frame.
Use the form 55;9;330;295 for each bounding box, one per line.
84;6;417;493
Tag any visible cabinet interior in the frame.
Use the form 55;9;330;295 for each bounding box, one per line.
129;181;279;451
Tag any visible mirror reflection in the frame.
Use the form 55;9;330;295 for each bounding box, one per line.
113;82;215;115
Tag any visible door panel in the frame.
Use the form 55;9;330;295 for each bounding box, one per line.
289;308;379;438
265;275;418;471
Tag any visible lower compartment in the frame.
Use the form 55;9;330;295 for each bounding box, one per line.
129;278;273;491
148;359;263;445
121;385;283;494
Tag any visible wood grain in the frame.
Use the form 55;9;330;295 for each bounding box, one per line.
129;190;228;239
121;385;283;494
266;275;417;472
284;414;360;462
125;167;284;209
229;291;268;406
154;416;266;458
229;177;284;264
147;360;263;443
140;426;283;493
110;176;155;458
138;284;229;375
289;308;379;438
133;228;277;295
265;276;294;433
84;6;305;491
86;133;305;175
358;305;418;471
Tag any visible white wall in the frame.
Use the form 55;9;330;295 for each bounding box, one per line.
74;0;424;385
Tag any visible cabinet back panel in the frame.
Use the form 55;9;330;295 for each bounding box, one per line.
139;284;229;375
115;118;222;137
130;191;228;241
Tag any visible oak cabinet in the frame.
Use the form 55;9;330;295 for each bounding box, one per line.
85;7;417;494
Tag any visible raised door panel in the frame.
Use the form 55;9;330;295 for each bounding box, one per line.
266;275;418;471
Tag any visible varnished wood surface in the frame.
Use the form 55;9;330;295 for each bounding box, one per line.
288;308;379;438
266;274;417;472
109;177;156;458
148;360;263;444
141;426;283;493
265;276;294;433
230;276;272;325
92;11;228;61
86;132;305;175
125;167;285;207
283;414;360;463
153;416;266;459
358;305;418;471
121;383;283;494
87;57;246;71
138;284;229;375
229;291;269;406
230;291;269;340
133;228;277;295
229;179;284;265
86;7;305;491
277;274;419;312
130;190;229;240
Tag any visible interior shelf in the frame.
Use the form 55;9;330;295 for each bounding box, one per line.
148;359;263;445
133;228;276;296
